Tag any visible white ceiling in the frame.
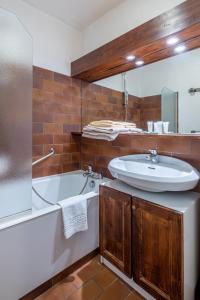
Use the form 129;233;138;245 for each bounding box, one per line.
22;0;124;30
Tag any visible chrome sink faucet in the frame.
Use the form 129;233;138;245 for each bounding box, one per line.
146;149;159;164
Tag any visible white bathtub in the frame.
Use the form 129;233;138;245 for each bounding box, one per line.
0;170;108;300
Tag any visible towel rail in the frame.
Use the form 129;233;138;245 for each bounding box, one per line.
32;148;55;166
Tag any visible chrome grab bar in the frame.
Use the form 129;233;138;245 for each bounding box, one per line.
32;148;55;167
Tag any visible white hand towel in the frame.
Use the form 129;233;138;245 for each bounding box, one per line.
90;120;136;127
83;125;131;133
58;194;89;239
82;131;119;141
82;127;143;141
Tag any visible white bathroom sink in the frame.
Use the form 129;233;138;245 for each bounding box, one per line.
108;154;200;192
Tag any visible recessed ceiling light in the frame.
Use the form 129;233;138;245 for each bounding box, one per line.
126;55;135;61
174;44;186;53
135;60;144;66
167;37;179;45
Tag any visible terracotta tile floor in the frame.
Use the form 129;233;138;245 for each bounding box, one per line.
35;256;145;300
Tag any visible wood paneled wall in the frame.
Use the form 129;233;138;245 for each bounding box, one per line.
32;67;81;178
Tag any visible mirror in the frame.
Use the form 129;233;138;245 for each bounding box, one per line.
94;47;200;135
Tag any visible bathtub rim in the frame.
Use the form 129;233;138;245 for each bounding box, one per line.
0;204;59;232
32;169;85;184
0;170;103;232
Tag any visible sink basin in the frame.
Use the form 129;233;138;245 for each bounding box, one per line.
108;154;200;192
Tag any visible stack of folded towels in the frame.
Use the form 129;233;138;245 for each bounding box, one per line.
82;120;142;141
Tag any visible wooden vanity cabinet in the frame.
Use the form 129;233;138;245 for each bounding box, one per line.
132;197;183;300
99;186;132;277
99;186;184;300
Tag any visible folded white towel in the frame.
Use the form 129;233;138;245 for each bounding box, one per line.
83;125;131;134
126;128;143;133
82;131;119;141
58;194;89;239
90;120;136;128
82;127;143;141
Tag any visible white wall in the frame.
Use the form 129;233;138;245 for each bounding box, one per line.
96;69;142;97
0;0;187;74
0;0;82;75
138;48;200;133
96;74;123;92
83;0;185;54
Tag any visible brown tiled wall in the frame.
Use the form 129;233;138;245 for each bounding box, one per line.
32;67;81;178
82;82;163;130
81;134;200;192
81;82;141;128
32;66;200;193
140;95;161;130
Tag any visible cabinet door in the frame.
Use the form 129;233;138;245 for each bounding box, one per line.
132;198;183;300
99;186;132;277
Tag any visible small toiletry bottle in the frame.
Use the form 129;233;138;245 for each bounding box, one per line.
147;121;153;133
163;122;169;134
154;121;163;134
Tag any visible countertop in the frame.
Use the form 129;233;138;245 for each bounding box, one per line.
101;179;200;213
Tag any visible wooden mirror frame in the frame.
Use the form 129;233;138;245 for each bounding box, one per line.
71;0;200;83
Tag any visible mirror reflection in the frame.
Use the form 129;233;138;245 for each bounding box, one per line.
95;48;200;134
